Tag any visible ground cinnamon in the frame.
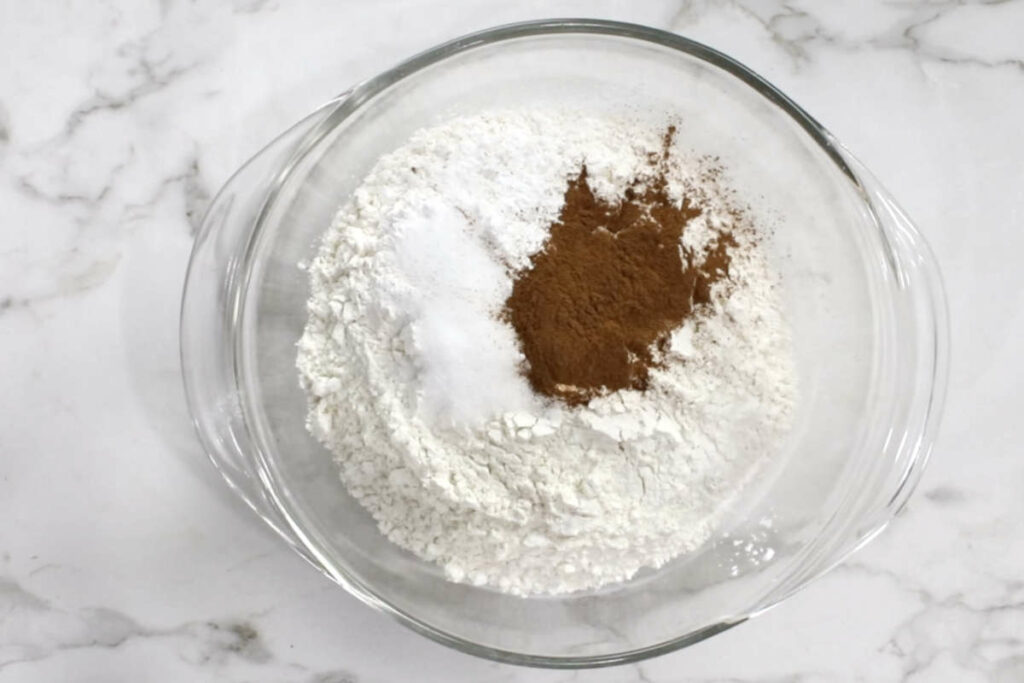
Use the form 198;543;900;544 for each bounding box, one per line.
505;128;735;405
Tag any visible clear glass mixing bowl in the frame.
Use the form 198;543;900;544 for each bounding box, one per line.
180;20;948;667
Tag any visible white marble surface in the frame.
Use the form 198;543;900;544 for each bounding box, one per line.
1;1;1022;680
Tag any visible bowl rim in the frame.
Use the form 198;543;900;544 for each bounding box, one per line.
189;17;945;669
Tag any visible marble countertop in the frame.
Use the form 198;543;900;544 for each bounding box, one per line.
2;1;1022;681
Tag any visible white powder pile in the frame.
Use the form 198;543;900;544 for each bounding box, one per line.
297;110;797;595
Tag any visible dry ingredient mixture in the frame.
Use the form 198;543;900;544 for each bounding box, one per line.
297;110;797;596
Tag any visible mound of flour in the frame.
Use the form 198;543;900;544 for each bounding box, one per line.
297;110;796;595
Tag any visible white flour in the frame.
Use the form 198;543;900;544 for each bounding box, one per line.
297;110;797;595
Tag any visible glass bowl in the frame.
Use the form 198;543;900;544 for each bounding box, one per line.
180;19;948;667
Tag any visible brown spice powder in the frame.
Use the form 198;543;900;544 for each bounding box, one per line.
504;128;735;406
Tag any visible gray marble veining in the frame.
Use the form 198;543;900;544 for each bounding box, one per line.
1;1;1022;680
